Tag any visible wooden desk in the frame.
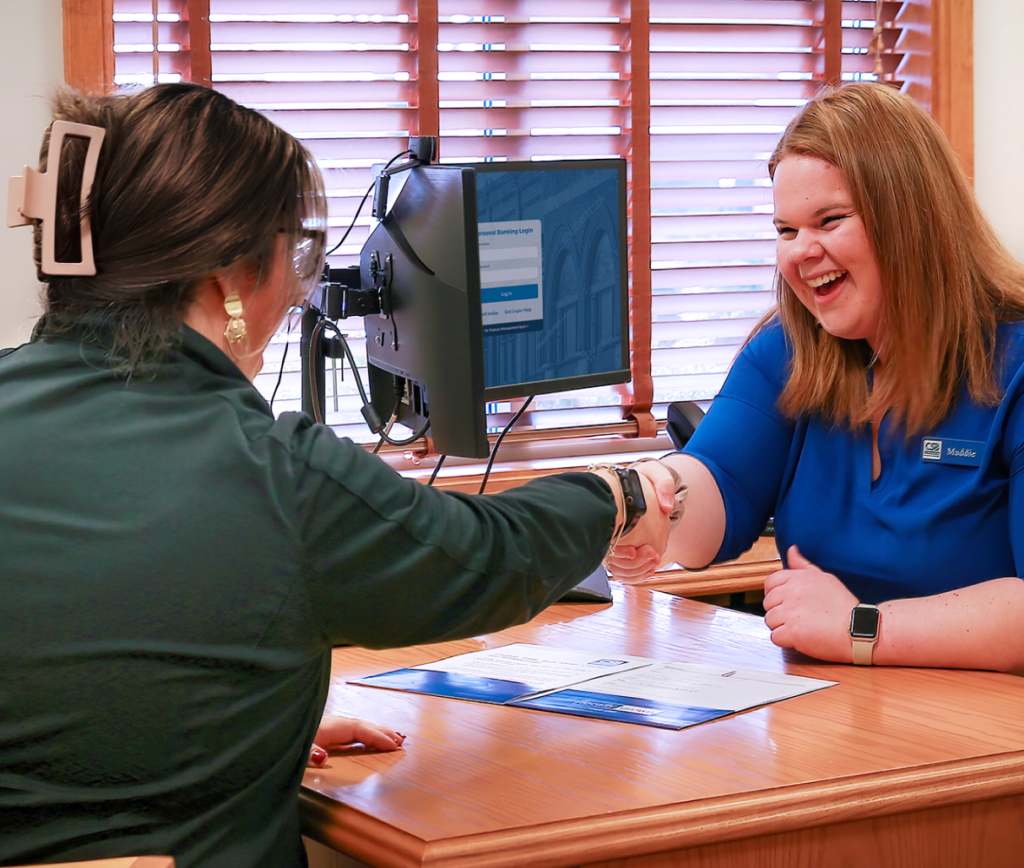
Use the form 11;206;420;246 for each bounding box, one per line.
300;585;1024;868
642;536;780;599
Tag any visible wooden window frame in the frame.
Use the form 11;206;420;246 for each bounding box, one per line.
60;0;973;494
63;1;973;174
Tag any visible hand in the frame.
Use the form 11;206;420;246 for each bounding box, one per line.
629;458;681;519
603;542;662;582
602;468;667;581
602;461;679;583
307;715;406;767
762;545;858;663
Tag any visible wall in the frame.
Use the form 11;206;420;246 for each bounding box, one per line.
974;0;1024;262
0;0;63;349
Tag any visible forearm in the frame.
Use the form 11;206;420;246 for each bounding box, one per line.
873;578;1024;673
658;453;726;569
308;451;619;647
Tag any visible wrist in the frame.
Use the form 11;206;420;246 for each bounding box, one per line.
628;456;687;529
616;467;647;535
586;467;623;525
849;603;881;665
587;464;647;550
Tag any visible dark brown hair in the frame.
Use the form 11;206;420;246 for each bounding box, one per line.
37;83;327;371
756;82;1024;435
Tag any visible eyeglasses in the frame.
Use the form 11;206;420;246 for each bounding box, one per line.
281;222;327;303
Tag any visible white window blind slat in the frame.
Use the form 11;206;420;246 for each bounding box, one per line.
646;0;902;419
111;0;908;458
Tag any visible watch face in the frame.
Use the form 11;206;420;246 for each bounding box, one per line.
850;605;880;639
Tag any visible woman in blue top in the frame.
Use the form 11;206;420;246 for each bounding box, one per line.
612;82;1024;673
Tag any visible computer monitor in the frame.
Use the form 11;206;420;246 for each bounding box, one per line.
468;159;630;401
310;157;631;461
361;164;489;459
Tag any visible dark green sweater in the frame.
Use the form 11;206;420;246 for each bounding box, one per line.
0;324;616;868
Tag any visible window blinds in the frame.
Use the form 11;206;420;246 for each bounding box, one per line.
109;0;910;457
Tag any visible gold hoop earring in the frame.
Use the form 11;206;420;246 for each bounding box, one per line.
223;292;250;358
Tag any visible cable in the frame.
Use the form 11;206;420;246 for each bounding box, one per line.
310;146;421;435
304;305;426;447
302;313;433;451
427;454;447;486
330;324;372;407
305;318;328;423
325;149;414;258
367;375;432;451
387;415;432;446
305;315;376;425
269;339;289;412
478;397;534;495
373;411;432;451
269;305;303;412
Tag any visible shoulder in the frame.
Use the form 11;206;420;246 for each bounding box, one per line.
743;318;790;361
725;318;791;395
226;396;362;474
255;409;396;493
0;337;37;364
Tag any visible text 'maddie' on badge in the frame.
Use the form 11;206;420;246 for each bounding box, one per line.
920;438;984;466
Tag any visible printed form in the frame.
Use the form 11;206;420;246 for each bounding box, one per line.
353;644;837;730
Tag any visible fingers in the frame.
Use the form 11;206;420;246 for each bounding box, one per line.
631;460;677;515
345;719;406;752
605;543;661;583
763;546;812;597
308;743;329;768
762;564;788;595
786;544;812;569
623;474;671;553
314;715;407;757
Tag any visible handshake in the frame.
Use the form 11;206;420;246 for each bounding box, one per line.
588;459;686;583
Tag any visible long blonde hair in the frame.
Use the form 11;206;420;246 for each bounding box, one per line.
758;83;1024;435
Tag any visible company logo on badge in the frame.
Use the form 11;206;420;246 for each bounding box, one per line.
922;439;942;461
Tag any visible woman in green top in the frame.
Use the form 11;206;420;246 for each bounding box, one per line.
0;83;669;868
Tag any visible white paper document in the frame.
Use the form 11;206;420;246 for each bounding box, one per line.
352;643;837;730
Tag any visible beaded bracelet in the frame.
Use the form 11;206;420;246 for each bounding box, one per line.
587;464;647;554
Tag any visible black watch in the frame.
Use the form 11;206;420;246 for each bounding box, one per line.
611;466;647;535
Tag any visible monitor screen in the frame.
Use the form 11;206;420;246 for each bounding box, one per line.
468;159;630;401
361;164;489;459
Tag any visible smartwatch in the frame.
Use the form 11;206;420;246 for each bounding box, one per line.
849;604;881;665
610;466;648;535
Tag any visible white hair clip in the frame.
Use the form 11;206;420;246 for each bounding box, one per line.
7;120;106;276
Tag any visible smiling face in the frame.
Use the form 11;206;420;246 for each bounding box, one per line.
772;155;885;354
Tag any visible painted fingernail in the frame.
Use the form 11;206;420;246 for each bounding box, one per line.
309;746;327;765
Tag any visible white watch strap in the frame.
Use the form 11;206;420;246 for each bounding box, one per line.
851;637;876;665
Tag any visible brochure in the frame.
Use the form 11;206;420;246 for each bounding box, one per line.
351;643;837;730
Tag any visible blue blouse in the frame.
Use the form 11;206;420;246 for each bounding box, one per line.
683;321;1024;603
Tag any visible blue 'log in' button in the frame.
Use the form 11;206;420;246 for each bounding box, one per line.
481;283;539;304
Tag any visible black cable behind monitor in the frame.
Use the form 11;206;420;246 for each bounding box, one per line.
478;397;534;495
301;139;489;460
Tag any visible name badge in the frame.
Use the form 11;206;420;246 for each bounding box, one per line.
920;437;985;466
